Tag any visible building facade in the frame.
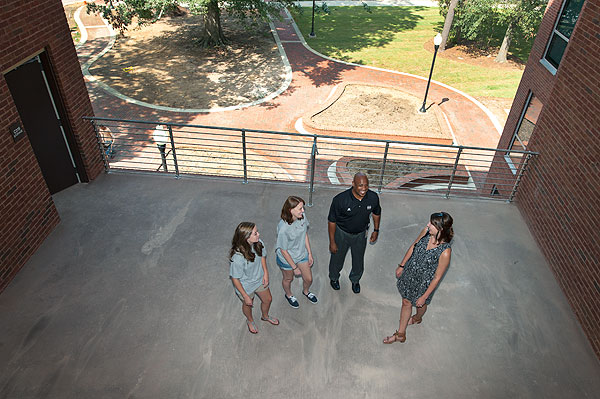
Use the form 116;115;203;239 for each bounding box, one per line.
0;0;103;292
495;0;600;358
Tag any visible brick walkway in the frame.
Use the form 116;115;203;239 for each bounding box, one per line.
76;4;502;150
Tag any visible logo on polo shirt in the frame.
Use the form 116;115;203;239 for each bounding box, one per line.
367;205;372;210
347;208;351;211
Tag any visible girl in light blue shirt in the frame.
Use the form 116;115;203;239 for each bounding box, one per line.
229;222;279;334
275;196;318;308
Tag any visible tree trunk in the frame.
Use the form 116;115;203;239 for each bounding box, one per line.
440;0;459;52
495;21;513;63
200;0;226;47
454;9;462;44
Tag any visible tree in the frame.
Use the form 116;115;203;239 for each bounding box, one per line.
439;0;460;52
86;0;178;35
438;0;546;60
495;0;547;63
87;0;298;47
438;0;487;47
495;21;513;62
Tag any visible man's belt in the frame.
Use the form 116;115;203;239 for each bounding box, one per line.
339;226;367;235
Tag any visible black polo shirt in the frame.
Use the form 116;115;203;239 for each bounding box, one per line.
328;188;381;234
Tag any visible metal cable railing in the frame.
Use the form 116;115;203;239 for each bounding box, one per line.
85;116;538;204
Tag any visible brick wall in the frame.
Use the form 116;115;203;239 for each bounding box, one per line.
0;0;103;292
499;0;563;149
483;0;564;199
498;0;600;358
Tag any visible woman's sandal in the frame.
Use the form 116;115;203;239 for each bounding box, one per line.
247;320;258;334
409;315;422;325
260;315;279;326
383;330;406;344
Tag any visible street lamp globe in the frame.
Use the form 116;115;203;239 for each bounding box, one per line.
152;125;169;146
434;33;443;47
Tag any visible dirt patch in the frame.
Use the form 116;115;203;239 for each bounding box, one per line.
87;11;513;129
89;13;287;109
310;84;443;138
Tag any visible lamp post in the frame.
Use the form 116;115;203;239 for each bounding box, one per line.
309;0;316;38
419;33;443;113
153;125;168;172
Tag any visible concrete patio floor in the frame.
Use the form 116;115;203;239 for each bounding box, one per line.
1;173;599;398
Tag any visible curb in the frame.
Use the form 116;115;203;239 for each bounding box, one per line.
285;8;503;135
80;14;293;113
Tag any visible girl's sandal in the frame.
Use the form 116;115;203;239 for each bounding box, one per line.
260;315;279;326
383;330;406;344
409;315;422;325
247;320;258;334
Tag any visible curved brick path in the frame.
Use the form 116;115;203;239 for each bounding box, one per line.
76;5;502;149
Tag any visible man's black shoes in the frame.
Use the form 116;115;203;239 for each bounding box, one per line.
330;279;340;290
352;282;361;294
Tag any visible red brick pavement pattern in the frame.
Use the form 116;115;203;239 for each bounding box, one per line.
82;13;502;151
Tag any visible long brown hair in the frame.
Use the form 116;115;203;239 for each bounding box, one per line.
229;222;263;262
281;196;305;225
430;212;454;243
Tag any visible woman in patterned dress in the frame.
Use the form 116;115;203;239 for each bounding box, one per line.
383;212;453;344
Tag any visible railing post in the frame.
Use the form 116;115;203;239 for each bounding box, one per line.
167;125;179;178
446;146;463;199
307;136;318;207
92;120;110;173
378;142;390;193
508;153;532;202
241;129;248;184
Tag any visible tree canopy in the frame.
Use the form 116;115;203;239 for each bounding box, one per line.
438;0;547;61
87;0;298;47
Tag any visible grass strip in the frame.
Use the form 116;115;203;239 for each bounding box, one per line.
290;6;526;99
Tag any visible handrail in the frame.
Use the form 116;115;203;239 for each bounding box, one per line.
82;116;539;155
85;116;539;203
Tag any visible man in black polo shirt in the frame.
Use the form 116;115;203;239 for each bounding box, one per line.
328;172;381;293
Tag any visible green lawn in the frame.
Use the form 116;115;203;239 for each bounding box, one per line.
290;6;526;99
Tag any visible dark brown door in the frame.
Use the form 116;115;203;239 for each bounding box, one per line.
5;56;79;194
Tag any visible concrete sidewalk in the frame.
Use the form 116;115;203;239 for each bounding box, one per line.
1;174;599;398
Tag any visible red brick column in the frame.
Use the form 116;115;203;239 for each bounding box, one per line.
1;0;103;292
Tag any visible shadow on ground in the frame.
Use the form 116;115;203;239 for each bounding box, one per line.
293;6;425;58
89;14;287;109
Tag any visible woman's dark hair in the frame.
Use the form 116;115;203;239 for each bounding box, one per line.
430;212;454;243
281;196;305;225
229;222;263;262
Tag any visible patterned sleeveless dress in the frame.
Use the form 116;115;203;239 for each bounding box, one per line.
397;232;451;306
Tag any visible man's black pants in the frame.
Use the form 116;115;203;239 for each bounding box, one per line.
328;225;367;283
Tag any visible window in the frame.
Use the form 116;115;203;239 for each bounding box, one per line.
542;0;585;73
505;92;542;173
